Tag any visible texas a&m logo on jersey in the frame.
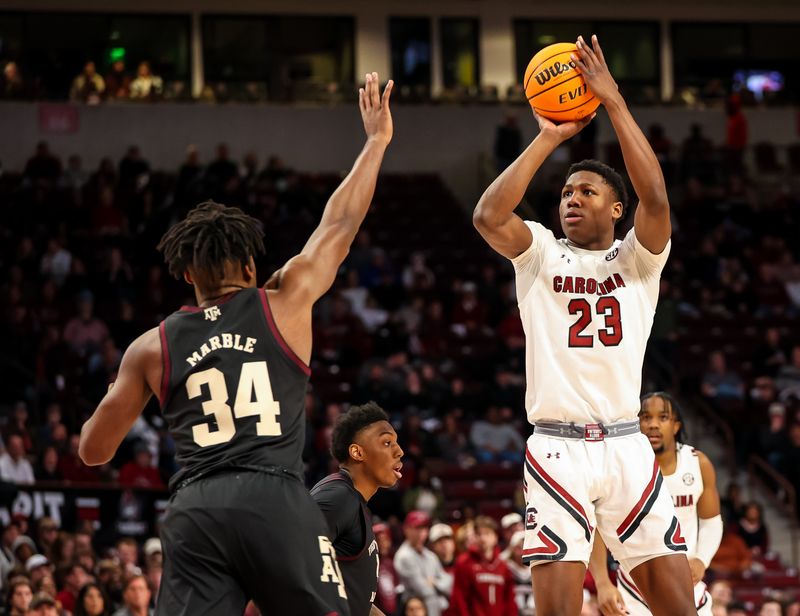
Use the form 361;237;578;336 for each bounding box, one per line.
204;306;222;321
318;535;348;599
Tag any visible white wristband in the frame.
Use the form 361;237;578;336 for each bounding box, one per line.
695;514;723;568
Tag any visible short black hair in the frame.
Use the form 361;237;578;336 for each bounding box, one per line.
330;402;390;463
157;201;265;285
566;159;629;223
640;391;687;443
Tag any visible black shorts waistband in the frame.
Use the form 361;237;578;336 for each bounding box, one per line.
172;464;304;493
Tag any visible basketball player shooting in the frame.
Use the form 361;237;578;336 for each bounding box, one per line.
78;72;393;616
590;393;722;616
473;35;696;616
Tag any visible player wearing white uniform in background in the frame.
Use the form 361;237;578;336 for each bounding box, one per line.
590;393;723;616
473;35;696;616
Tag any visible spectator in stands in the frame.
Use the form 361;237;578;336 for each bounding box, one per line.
709;526;752;576
24;142;62;186
776;346;800;400
39;239;73;288
452;282;488;333
403;467;444;519
436;410;470;465
785;600;800;616
12;535;36;565
394;511;451;616
35;518;58;561
680;124;714;181
1;61;24;99
75;582;111;616
63;291;109;358
373;523;399;616
403;596;429;616
0;435;34;485
709;579;732;610
96;559;124;607
701;351;745;402
204;143;239;194
501;530;533;616
118;443;163;489
725;94;748;173
737;501;769;554
0;522;19;589
112;574;152;616
494;115;522;172
428;523;456;574
754;265;791;317
450;515;517;616
26;554;52;588
118;146;150;193
28;591;59;616
728;603;748;616
469;407;524;464
115;538;139;576
760;600;784;616
129;62;163;101
5;576;33;616
105;60;131;100
70;61;105;104
759;403;789;469
3;402;33;452
755;328;789;378
55;562;90;613
175;145;204;204
500;513;523;548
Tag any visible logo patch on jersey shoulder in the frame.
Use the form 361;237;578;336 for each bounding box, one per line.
525;506;538;530
605;248;619;261
204;306;222;321
682;473;695;486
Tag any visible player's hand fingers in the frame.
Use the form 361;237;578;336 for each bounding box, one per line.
363;73;373;110
592;34;607;65
570;52;591;77
359;87;367;114
369;71;380;109
382;79;393;109
576;36;599;71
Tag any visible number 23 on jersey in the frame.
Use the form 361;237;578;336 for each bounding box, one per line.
186;361;282;447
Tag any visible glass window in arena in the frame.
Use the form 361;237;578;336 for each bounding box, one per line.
389;17;432;94
441;17;480;89
203;15;355;101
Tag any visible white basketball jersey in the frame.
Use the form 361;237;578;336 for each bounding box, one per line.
663;443;704;557
512;221;670;425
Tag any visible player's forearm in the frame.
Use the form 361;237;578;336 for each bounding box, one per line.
588;533;614;587
315;137;387;236
474;133;560;228
604;96;668;211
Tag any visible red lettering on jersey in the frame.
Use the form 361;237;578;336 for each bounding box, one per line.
575;277;586;294
562;277;574;293
614;273;625;288
553;276;563;292
598;282;607;295
586;278;597;294
601;276;616;294
672;494;694;507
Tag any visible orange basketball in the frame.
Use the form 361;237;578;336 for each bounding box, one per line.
524;42;601;123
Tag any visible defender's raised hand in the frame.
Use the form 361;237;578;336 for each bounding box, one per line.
359;72;393;145
571;35;621;106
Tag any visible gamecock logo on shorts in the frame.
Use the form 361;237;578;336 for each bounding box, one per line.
525;507;538;531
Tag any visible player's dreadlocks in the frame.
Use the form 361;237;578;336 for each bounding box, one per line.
157;201;265;285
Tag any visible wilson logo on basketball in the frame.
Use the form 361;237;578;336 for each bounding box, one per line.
534;60;577;86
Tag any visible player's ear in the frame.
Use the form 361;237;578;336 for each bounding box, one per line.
611;201;623;223
673;421;681;437
349;443;363;462
243;257;256;283
183;269;194;286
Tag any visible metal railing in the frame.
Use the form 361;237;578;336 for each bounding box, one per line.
747;454;799;568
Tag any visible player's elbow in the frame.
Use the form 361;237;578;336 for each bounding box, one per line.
78;428;111;466
473;202;496;232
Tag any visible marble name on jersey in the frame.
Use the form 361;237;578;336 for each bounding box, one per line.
185;333;257;367
552;273;627;296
